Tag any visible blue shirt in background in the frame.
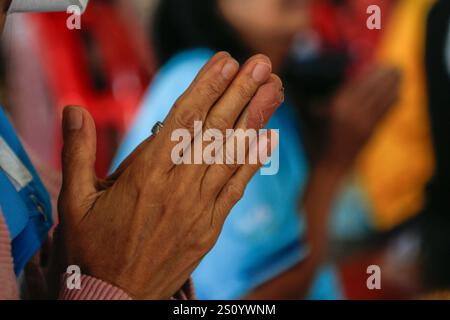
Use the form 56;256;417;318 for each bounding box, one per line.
0;107;53;275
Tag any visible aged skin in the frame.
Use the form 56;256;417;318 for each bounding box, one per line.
0;2;285;299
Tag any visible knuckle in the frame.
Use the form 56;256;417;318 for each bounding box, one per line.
196;78;224;101
205;115;229;131
235;83;254;101
246;55;271;70
142;172;164;194
216;162;239;177
62;143;82;165
128;162;162;196
173;107;203;130
223;144;241;170
250;54;270;63
171;98;184;112
225;182;245;203
193;232;216;253
180;215;217;254
225;162;240;173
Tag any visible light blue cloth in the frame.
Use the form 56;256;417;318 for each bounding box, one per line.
112;48;355;300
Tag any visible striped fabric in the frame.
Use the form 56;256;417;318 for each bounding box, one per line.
0;210;19;300
59;274;131;300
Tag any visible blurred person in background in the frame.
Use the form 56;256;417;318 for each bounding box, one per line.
113;0;401;299
293;0;436;299
0;0;284;300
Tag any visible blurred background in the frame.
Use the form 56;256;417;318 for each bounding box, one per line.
0;0;449;299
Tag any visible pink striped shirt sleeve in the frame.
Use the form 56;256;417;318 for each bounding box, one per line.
59;274;131;300
0;209;19;300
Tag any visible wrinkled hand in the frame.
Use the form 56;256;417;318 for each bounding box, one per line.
317;65;401;172
56;52;283;299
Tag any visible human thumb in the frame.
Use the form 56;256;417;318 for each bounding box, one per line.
60;106;97;219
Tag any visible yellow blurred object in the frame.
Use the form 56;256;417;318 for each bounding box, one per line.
421;292;450;300
357;0;436;230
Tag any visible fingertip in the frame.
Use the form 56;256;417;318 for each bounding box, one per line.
269;73;282;84
208;52;233;70
63;106;83;131
246;76;284;130
248;54;272;67
269;74;285;103
242;54;273;82
214;51;231;59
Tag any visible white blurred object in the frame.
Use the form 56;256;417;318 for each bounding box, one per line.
8;0;89;14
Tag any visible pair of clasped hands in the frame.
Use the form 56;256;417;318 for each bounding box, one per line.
56;52;400;299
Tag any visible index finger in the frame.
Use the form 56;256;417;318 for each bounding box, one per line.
143;52;240;170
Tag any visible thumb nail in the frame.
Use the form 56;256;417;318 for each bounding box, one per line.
63;107;83;130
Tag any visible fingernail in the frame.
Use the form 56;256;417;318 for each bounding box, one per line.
252;63;271;83
216;51;231;59
63;107;83;130
221;59;239;80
